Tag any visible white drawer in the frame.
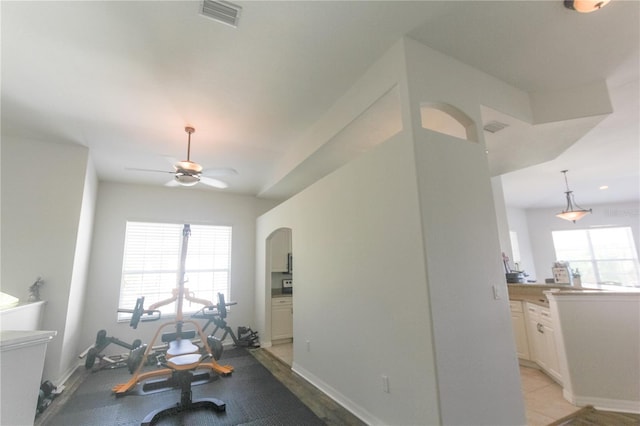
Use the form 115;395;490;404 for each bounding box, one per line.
271;297;292;307
509;300;523;313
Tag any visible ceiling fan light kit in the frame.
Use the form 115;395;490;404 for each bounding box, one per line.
127;126;234;189
175;173;200;186
556;170;592;223
563;0;611;13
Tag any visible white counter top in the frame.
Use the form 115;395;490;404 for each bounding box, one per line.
0;329;57;351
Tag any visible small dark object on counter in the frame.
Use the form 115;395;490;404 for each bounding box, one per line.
506;272;525;283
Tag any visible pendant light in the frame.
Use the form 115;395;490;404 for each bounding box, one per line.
564;0;611;13
556;170;592;223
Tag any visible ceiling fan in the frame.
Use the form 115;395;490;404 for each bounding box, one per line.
128;126;236;189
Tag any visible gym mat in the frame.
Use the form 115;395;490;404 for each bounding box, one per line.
43;348;324;425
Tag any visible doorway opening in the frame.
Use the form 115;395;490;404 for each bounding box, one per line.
265;227;293;366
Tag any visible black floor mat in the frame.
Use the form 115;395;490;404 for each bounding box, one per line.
44;348;324;426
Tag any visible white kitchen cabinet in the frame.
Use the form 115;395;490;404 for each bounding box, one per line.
525;302;562;384
509;301;530;360
270;229;291;272
271;297;293;340
539;308;562;382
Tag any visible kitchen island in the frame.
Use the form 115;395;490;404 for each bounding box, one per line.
546;289;640;414
508;283;640;414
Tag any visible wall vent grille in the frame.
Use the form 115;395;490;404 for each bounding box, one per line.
483;121;509;133
200;0;241;28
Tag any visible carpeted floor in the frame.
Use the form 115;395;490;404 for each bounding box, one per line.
41;347;324;425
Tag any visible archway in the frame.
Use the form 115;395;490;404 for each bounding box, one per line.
264;227;293;365
420;102;478;142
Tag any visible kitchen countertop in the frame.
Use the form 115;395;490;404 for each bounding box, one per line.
0;330;57;351
271;289;292;298
507;283;571;307
507;283;616;307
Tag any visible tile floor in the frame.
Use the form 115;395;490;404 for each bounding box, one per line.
266;342;579;425
520;365;578;425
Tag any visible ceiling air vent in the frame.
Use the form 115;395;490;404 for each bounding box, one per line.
200;0;242;28
483;120;509;134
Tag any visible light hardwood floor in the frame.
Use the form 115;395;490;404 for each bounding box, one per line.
265;342;581;426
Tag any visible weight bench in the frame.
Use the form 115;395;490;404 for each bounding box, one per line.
140;327;226;425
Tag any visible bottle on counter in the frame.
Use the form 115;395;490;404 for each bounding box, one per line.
572;269;582;287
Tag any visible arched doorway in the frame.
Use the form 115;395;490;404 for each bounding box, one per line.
265;227;293;366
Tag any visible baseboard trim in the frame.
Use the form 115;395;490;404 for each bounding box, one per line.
292;362;382;426
563;389;640;414
56;361;81;388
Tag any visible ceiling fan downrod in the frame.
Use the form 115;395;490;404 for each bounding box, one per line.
185;126;195;162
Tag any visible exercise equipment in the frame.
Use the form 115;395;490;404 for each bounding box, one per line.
117;297;162;329
111;224;233;425
36;380;57;414
192;293;260;348
82;329;143;370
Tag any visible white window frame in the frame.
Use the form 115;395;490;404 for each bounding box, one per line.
118;221;232;321
552;226;640;288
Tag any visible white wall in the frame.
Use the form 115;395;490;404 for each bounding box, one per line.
507;206;537;281
59;158;98;381
1;137;94;384
404;37;526;425
548;292;640;412
82;182;277;352
255;37;528;425
492;176;514;263
257;132;441;425
526;201;640;282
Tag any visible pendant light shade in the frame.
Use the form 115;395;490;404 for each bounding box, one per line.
556;170;592;223
564;0;611;13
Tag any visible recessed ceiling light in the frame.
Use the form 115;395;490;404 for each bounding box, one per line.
599;185;609;190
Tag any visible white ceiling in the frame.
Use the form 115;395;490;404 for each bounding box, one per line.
2;1;638;208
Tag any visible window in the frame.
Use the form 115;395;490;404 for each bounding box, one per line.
420;102;478;142
118;222;232;320
509;231;521;264
552;227;640;288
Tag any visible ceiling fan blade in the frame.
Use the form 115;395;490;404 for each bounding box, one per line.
163;156;179;167
164;179;180;187
201;167;238;177
199;176;229;189
126;167;174;174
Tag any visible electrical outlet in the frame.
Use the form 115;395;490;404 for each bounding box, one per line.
382;375;390;393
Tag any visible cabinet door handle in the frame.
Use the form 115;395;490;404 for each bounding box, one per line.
537;323;544;334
